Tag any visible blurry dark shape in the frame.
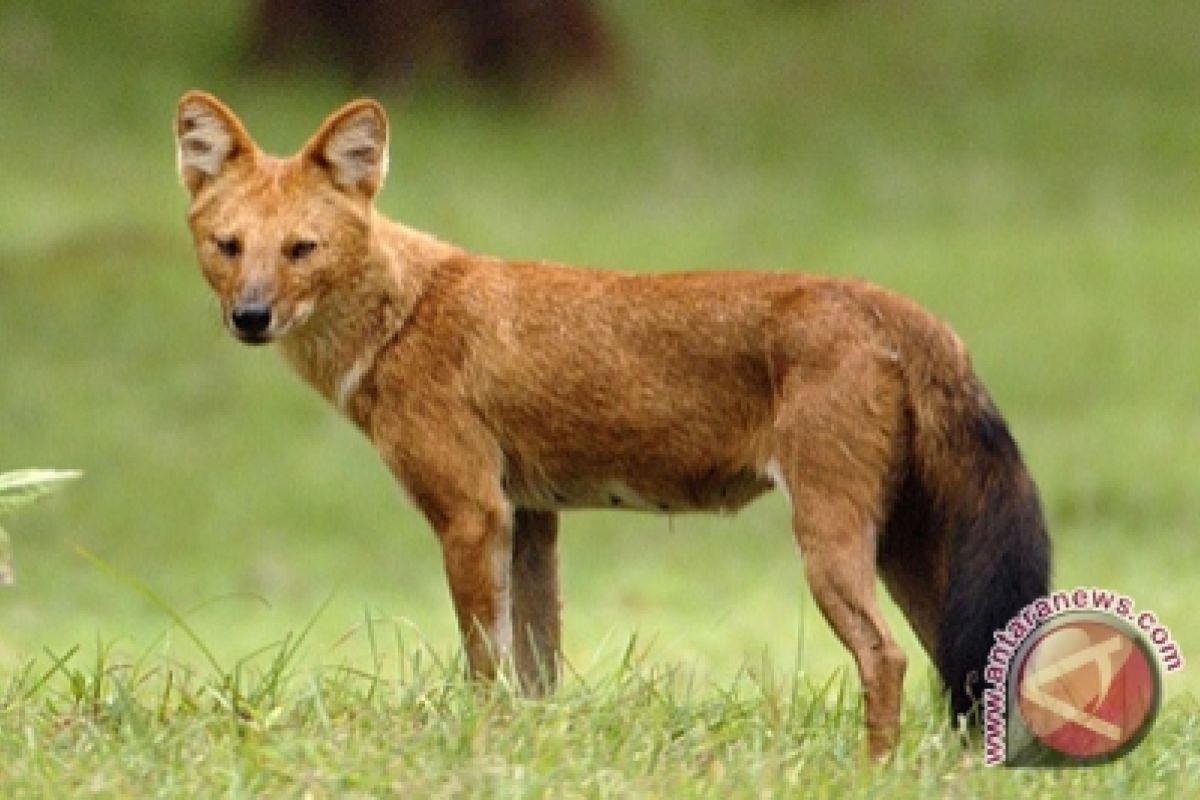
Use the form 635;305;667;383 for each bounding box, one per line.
248;0;615;92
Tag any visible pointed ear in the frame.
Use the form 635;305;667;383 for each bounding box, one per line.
302;99;389;199
175;91;256;197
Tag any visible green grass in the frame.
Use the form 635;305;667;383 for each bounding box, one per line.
2;624;1198;797
1;0;1199;794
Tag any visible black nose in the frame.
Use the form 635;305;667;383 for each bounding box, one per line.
230;303;272;340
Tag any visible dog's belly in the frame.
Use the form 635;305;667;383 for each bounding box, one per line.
504;463;775;514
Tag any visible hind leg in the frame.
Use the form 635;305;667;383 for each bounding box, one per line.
787;484;908;759
511;508;562;695
876;493;948;668
772;350;909;758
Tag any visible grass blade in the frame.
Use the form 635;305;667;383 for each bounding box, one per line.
74;546;225;679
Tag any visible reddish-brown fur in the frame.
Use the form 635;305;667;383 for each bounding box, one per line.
175;93;1050;759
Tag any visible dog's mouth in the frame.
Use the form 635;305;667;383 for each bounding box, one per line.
233;330;273;346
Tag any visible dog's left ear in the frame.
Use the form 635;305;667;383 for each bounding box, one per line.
302;99;389;199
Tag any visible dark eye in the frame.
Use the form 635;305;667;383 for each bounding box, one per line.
214;235;241;259
288;240;318;261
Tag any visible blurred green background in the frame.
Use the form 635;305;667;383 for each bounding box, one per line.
1;0;1197;701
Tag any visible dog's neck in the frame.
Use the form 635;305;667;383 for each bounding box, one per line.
277;213;462;422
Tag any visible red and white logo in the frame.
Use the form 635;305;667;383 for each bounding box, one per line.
1010;612;1159;764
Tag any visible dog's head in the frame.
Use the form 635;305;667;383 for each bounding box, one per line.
174;92;389;345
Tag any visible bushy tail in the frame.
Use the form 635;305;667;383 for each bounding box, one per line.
876;294;1051;724
928;391;1051;720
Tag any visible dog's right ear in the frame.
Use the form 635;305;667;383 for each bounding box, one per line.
175;91;256;197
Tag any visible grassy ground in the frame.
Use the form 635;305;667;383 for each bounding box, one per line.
1;0;1198;794
2;634;1198;797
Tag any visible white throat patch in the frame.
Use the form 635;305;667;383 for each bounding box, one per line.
336;356;373;411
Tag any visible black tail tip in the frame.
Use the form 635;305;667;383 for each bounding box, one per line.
948;672;984;729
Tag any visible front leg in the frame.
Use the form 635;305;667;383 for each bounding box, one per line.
436;496;516;680
511;508;561;694
374;409;515;684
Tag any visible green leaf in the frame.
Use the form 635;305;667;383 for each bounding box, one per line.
0;469;83;516
0;469;80;586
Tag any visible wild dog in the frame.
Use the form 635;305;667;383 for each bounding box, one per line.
174;92;1051;759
